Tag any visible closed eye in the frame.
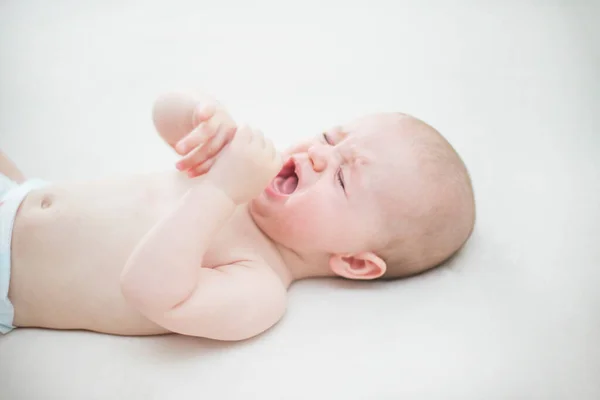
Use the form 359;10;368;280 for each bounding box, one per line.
337;169;345;191
322;133;346;192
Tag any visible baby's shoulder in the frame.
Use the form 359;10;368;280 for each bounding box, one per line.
209;208;291;284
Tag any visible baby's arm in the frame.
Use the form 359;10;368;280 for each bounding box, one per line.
120;182;286;340
120;181;235;315
161;262;286;340
152;90;216;147
121;125;284;340
152;90;237;177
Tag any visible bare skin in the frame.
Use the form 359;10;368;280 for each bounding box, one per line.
6;97;290;340
0;151;25;183
9;171;288;337
2;91;474;341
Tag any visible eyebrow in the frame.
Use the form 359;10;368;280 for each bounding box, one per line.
340;143;369;199
341;141;371;165
328;126;349;143
337;130;350;141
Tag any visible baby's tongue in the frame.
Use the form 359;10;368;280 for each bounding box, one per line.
275;175;298;194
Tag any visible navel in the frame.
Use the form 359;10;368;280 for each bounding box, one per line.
40;194;53;209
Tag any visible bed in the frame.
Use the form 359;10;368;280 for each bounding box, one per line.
1;1;599;398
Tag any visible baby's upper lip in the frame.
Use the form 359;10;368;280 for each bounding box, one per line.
292;157;303;186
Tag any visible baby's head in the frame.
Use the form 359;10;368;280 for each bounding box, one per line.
249;112;475;280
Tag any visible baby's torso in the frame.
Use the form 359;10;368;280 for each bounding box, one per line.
8;171;267;335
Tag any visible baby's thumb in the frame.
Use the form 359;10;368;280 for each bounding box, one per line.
192;103;217;126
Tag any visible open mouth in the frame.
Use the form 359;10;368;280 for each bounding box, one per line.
271;158;299;195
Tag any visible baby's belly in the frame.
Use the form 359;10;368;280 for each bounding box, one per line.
9;171;195;335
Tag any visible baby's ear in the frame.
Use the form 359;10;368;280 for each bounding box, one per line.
329;252;386;280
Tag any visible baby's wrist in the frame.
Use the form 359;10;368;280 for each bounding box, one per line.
189;180;237;209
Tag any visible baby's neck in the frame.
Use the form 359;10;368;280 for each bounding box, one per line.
273;243;335;282
241;205;333;284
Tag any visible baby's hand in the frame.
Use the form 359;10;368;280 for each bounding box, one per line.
208;125;282;204
175;103;237;177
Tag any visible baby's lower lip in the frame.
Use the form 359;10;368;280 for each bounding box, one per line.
265;179;289;200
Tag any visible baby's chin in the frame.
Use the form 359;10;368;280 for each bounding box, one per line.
247;199;287;243
247;195;277;227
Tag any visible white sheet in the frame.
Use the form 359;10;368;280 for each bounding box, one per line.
1;1;599;399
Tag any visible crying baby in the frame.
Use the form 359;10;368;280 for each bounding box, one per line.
0;91;474;340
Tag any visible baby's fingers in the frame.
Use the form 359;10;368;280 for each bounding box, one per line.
187;157;217;178
176;123;233;171
192;103;217;126
175;120;218;156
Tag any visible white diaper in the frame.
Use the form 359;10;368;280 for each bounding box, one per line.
0;173;49;333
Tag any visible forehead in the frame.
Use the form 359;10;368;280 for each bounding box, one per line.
345;112;406;134
336;113;415;171
336;114;422;209
331;113;398;139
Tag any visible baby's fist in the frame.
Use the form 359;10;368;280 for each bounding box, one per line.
208;125;282;204
175;102;237;177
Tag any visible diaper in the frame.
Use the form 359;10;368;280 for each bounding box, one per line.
0;173;48;334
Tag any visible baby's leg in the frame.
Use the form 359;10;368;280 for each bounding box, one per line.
0;151;25;183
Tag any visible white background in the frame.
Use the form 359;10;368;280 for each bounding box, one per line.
0;0;599;399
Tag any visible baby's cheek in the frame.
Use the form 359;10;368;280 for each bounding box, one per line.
285;200;330;238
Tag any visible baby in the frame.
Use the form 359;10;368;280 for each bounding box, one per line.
0;91;475;340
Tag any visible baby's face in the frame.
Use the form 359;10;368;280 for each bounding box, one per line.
250;113;421;258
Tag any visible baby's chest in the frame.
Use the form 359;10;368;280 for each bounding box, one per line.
201;209;263;269
202;237;252;268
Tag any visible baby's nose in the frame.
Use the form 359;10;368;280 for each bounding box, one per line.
308;144;333;172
